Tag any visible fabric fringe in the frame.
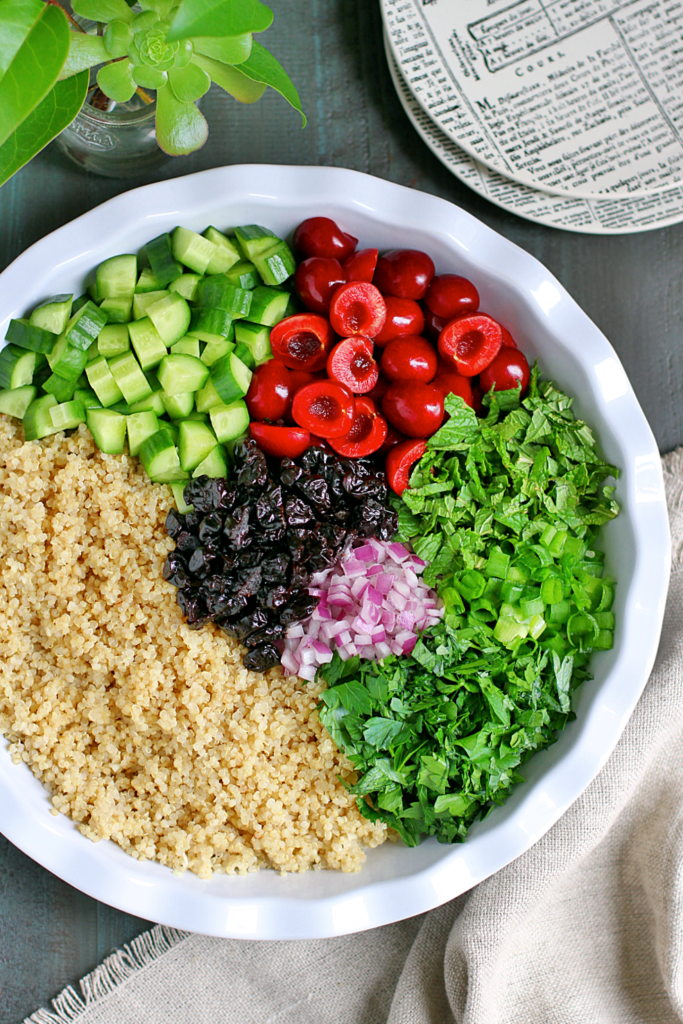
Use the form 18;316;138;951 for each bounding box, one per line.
23;926;188;1024
663;447;683;569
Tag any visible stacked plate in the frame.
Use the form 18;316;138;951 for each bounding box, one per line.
381;0;683;234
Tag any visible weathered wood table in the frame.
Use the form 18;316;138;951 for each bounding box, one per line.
1;2;681;1020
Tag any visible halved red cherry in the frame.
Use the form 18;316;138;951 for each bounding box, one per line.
386;438;428;496
245;359;291;421
381;335;437;383
431;373;474;409
382;381;443;438
438;314;503;377
480;348;530;396
422;303;448;343
501;326;517;348
374;249;435;300
291;380;356;438
329;282;386;339
367;376;390;407
424;274;479;319
379;423;407;455
328;396;387;457
269;314;334;372
294;257;346;314
249;423;311;459
374;297;425;347
293;217;358;260
342;248;378;283
326;337;379;394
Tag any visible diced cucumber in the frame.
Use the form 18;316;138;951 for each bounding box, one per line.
140;428;187;483
128;317;168;370
225;260;259;290
172;226;217;275
50;399;86;432
99;297;132;323
234;321;272;365
29;294;73;336
209;399;249;444
178;419;218;471
133;290;169;320
126;410;159;456
97;324;130;359
170;480;194;513
65;302;107;351
170;337;201;358
136;267;162;293
176;410;209;423
147;293;191;346
73;387;102;410
42;373;78;403
233;341;256;370
247;286;290;326
234;225;278;261
203;227;241;274
157;353;209;396
86;407;127;454
87;281;100;302
72;295;90;314
97;254;137;299
210;352;252;404
161;390;194;419
128;386;165;416
283;295;298;318
194;378;224;413
33;362;51;388
146;233;182;286
108;352;153;404
253;240;296;286
188;306;234;341
85;357;124;407
5;318;56;354
162;421;179;444
0;384;37;419
23;394;60;440
192;444;228;479
0;345;36;389
109;401;132;415
168;274;202;302
48;335;88;381
198;277;252;317
200;338;234;367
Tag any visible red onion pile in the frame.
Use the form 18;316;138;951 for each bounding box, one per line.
281;537;443;681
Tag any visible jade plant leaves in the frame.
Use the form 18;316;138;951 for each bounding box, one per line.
168;63;210;103
191;53;265;103
166;0;273;41
0;3;70;149
237;40;305;124
0;70;88;187
155;79;208;154
72;0;135;24
0;0;44;81
57;35;109;80
97;58;137;102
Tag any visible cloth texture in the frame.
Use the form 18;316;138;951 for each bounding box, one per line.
26;449;683;1024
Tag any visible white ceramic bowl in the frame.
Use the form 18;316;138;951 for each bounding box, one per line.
0;166;670;940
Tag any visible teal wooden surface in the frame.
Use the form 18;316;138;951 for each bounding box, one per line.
1;1;682;1021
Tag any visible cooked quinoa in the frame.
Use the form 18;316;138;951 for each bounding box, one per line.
0;418;386;876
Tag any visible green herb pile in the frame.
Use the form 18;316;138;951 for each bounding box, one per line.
318;369;620;846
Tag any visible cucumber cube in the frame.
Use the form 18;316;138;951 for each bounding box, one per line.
147;293;191;346
210;352;252;404
99;297;132;323
85;357;124;407
126;410;159;456
128;387;166;416
198;277;252;317
133;290;169;320
170;337;201;358
108;352;153;405
128;317;168;370
234;225;278;261
178;419;218;471
71;295;90;314
6;318;57;354
87;281;100;303
247;286;290;326
253;241;296;286
97;254;137;299
97;324;130;359
192;444;228;479
188;306;234;343
194;378;224;413
234;321;272;365
200;338;234;367
145;233;183;286
0;385;37;419
86;407;127;454
209;399;249;444
65;302;107;351
23;395;60;440
73;387;102;410
48;335;89;381
50;399;86;432
170;480;194;513
225;261;259;290
0;345;36;390
42;373;78;403
140;428;187;483
172;226;217;275
135;267;162;293
29;294;73;336
168;274;202;302
203;227;241;274
233;342;255;370
161;391;194;419
157;353;209;396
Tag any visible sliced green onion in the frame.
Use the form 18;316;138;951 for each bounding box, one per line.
455;569;486;601
494;616;529;647
527;614;547;640
594;611;615;630
500;580;524;604
591;629;614;651
548;530;568;557
540;578;563;605
521;596;545;618
441;586;465;614
549;599;572;624
484;546;510;579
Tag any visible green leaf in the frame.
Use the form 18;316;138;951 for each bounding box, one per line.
191;53;265;103
334;680;374;717
168;62;210;102
192;33;252;65
72;0;134;23
58;34;110;80
132;64;167;89
97;58;136;102
0;0;44;81
0;70;88;188
362;717;404;750
0;3;70;149
236;40;305;124
155;79;208;155
166;0;272;41
434;792;474;817
417;754;448;794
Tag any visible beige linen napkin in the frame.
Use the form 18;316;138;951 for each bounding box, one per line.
26;449;683;1024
